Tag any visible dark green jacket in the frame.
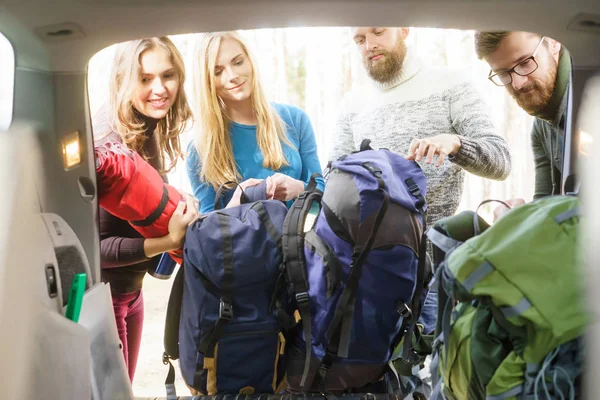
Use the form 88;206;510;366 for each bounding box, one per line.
531;47;571;199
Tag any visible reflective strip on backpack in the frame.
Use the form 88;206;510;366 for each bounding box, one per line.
485;384;522;400
499;297;532;318
426;227;462;254
462;261;494;291
554;207;581;224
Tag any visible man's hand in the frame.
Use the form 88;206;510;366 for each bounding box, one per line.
407;134;462;167
270;173;305;201
493;198;526;222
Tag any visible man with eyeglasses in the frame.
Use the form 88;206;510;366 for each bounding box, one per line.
475;31;570;215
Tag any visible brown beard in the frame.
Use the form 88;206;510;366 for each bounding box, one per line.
364;38;408;83
508;52;558;115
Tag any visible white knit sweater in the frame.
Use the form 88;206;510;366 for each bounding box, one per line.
328;48;512;227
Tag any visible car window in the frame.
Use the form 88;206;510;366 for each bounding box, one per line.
0;32;14;131
87;28;547;396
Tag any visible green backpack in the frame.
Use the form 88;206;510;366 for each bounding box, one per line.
426;195;586;400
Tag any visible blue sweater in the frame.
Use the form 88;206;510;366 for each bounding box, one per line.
187;103;324;213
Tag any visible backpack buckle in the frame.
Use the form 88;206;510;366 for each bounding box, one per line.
405;178;425;210
397;302;413;320
295;291;309;305
405;178;421;197
219;299;233;320
362;162;382;178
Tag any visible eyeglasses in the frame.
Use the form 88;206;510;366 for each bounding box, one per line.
488;36;546;87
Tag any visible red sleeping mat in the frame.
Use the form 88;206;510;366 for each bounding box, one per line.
95;141;184;263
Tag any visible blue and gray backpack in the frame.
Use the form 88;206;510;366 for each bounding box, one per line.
282;139;431;393
163;180;291;397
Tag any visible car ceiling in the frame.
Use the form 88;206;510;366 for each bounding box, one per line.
0;0;599;72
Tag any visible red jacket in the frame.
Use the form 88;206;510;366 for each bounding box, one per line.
95;141;183;263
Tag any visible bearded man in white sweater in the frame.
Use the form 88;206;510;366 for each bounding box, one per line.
329;27;512;228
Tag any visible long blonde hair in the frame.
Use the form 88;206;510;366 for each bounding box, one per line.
193;31;290;189
107;37;192;173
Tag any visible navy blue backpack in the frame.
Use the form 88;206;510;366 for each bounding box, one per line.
283;139;430;393
163;181;291;397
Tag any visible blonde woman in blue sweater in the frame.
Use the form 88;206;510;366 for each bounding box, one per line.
186;31;324;213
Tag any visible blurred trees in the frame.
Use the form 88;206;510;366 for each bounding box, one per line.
88;27;535;219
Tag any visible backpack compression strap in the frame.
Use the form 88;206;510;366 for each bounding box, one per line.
326;162;390;358
400;177;428;364
313;162;390;390
198;201;284;361
197;213;235;360
281;174;323;390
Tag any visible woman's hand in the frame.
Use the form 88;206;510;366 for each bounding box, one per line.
178;189;200;213
168;196;199;248
270;173;305;201
144;196;199;258
226;178;264;208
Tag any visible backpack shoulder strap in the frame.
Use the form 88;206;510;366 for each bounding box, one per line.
399;178;428;364
282;174;323;390
163;263;185;399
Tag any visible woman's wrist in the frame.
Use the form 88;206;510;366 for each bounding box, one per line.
144;235;181;258
292;179;306;200
296;179;306;196
169;233;184;249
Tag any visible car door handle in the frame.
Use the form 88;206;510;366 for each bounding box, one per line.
77;176;96;203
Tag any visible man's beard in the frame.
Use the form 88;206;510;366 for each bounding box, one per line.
364;39;408;84
508;52;558;116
